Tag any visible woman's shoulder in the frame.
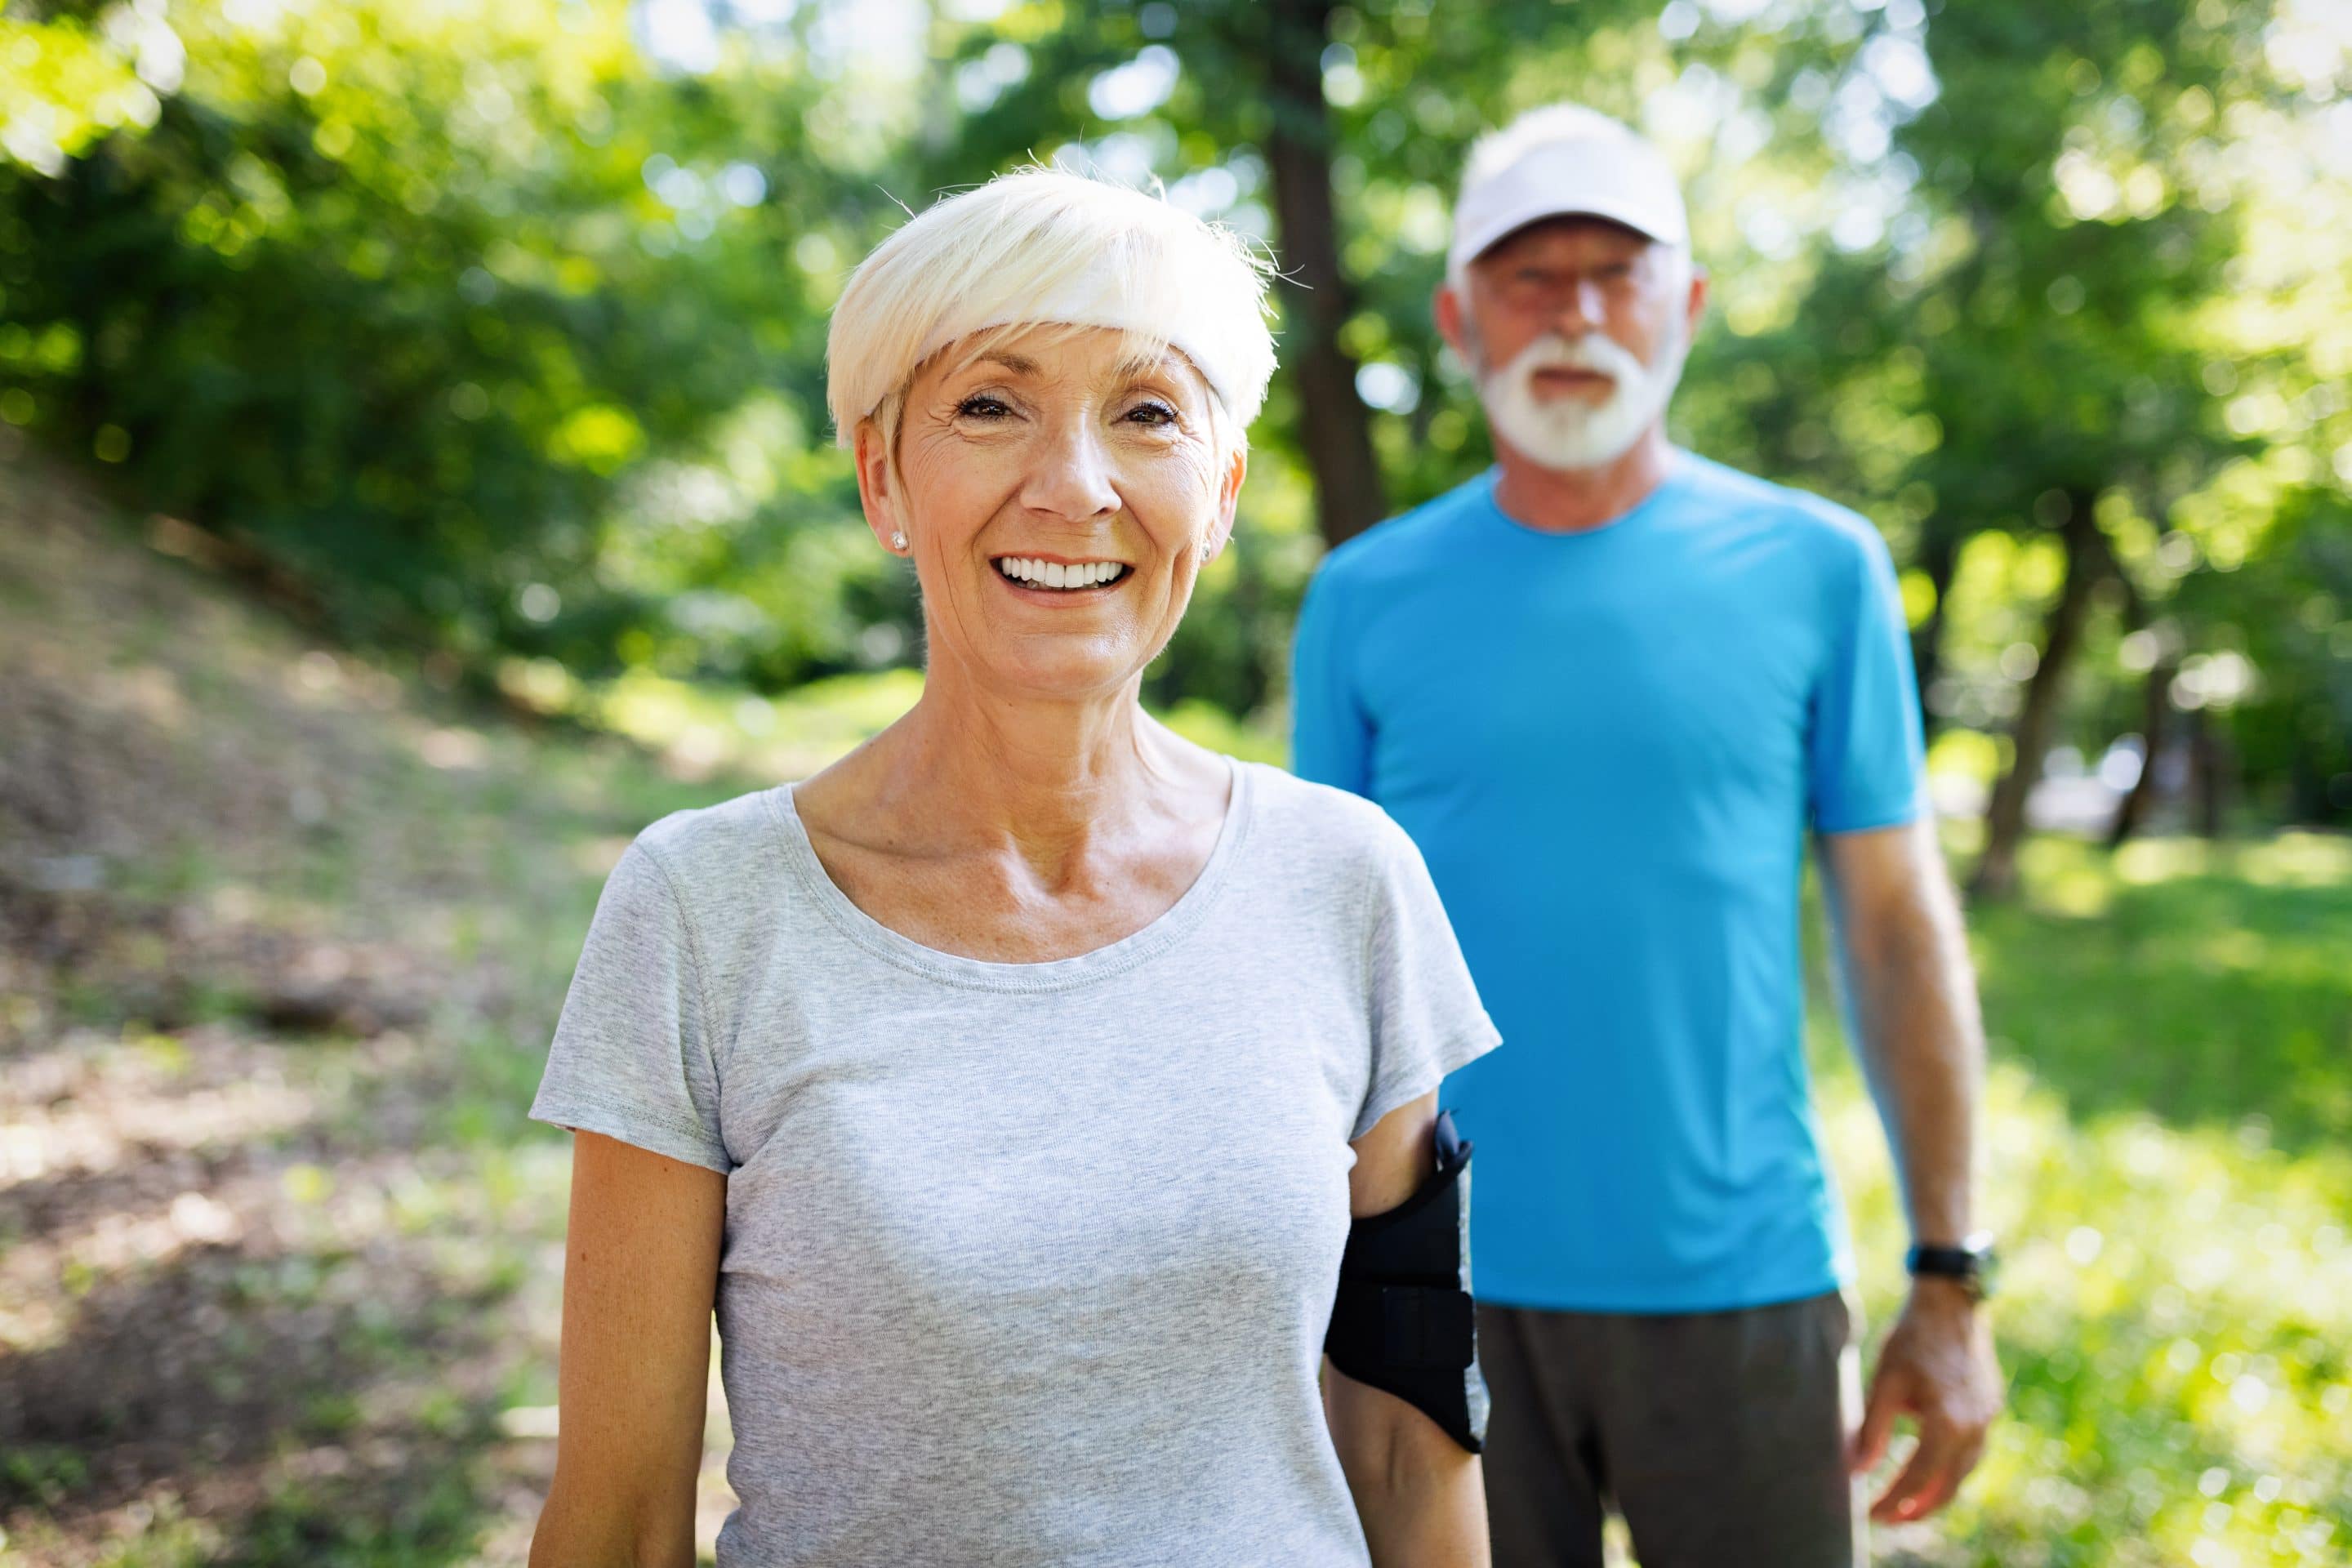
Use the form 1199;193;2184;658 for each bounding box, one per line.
620;786;789;906
1236;762;1419;880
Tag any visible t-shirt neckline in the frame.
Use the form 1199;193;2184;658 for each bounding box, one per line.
1479;448;1693;541
763;756;1254;993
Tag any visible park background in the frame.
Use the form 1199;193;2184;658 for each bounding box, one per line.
1;0;2347;1563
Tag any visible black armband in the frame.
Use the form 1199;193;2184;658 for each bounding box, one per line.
1323;1107;1488;1453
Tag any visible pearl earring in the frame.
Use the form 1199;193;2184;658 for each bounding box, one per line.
889;531;908;552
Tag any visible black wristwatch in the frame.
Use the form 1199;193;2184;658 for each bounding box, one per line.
1906;1232;1997;1301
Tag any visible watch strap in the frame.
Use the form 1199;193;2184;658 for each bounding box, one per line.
1906;1232;1996;1294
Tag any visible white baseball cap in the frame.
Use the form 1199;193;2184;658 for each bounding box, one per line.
1447;105;1689;278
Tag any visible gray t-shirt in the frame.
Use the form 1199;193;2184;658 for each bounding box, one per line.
531;758;1500;1567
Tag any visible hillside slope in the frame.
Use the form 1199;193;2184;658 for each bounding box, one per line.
0;435;737;1566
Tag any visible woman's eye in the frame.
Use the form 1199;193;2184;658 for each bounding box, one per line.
1125;400;1178;427
957;395;1011;420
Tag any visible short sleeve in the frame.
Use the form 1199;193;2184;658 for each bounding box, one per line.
530;839;733;1174
1809;524;1928;835
1291;564;1375;799
1352;819;1503;1141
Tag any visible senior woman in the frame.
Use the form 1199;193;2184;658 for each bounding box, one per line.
525;169;1501;1568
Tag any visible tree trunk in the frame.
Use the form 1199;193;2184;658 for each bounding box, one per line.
2105;653;2178;849
1971;499;2101;899
2188;706;2229;837
1909;519;1963;733
1260;0;1388;550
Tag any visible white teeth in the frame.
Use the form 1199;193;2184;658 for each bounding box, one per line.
996;558;1125;590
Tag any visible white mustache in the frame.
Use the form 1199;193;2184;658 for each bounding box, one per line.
1510;332;1646;381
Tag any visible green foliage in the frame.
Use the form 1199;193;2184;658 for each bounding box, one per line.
1;0;881;680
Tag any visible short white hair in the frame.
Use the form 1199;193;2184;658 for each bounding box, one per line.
826;169;1276;453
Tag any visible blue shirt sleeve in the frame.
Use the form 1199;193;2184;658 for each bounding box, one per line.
1290;563;1374;797
1809;523;1928;834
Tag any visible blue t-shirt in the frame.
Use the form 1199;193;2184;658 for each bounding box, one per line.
1291;453;1926;1313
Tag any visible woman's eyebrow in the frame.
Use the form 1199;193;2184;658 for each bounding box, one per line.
1111;350;1191;385
963;351;1040;377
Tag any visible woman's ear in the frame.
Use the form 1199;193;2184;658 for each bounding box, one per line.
852;416;905;551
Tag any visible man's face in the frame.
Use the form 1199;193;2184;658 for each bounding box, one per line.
1441;216;1703;470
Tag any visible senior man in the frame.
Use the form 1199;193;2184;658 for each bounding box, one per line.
1292;105;2002;1566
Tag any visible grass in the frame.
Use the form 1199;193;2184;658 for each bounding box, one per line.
1815;829;2352;1568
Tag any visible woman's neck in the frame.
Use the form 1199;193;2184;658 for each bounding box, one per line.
828;654;1217;872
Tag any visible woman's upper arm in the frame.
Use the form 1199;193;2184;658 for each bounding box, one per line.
530;1130;727;1568
1348;1089;1439;1218
1330;1091;1489;1566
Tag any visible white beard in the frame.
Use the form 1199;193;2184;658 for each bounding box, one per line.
1476;324;1687;471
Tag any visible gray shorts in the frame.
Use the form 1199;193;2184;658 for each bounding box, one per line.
1478;1291;1864;1568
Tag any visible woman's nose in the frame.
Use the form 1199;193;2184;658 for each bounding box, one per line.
1020;420;1121;522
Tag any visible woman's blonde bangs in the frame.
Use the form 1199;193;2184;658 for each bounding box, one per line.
826;169;1275;452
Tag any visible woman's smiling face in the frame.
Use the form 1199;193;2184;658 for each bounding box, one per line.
856;323;1244;702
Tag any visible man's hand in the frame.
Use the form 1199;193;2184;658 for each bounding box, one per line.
1849;1279;2002;1522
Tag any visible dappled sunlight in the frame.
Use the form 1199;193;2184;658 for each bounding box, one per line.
2026;861;2116;920
2114;836;2228;887
0;1032;315;1189
0;1041;580;1560
568;833;636;878
590;666;925;782
1822;1057;2352;1566
1954;832;2352;1159
2236;833;2352;889
573;664;1293;785
2105;834;2352;894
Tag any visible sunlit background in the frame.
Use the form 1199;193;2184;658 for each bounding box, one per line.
2;0;2348;1564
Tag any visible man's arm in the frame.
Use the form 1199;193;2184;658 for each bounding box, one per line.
1325;1091;1491;1568
1818;817;2003;1525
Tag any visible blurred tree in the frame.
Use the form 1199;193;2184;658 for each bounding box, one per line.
3;0;2342;829
1690;0;2293;893
0;0;887;682
1258;0;1389;547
